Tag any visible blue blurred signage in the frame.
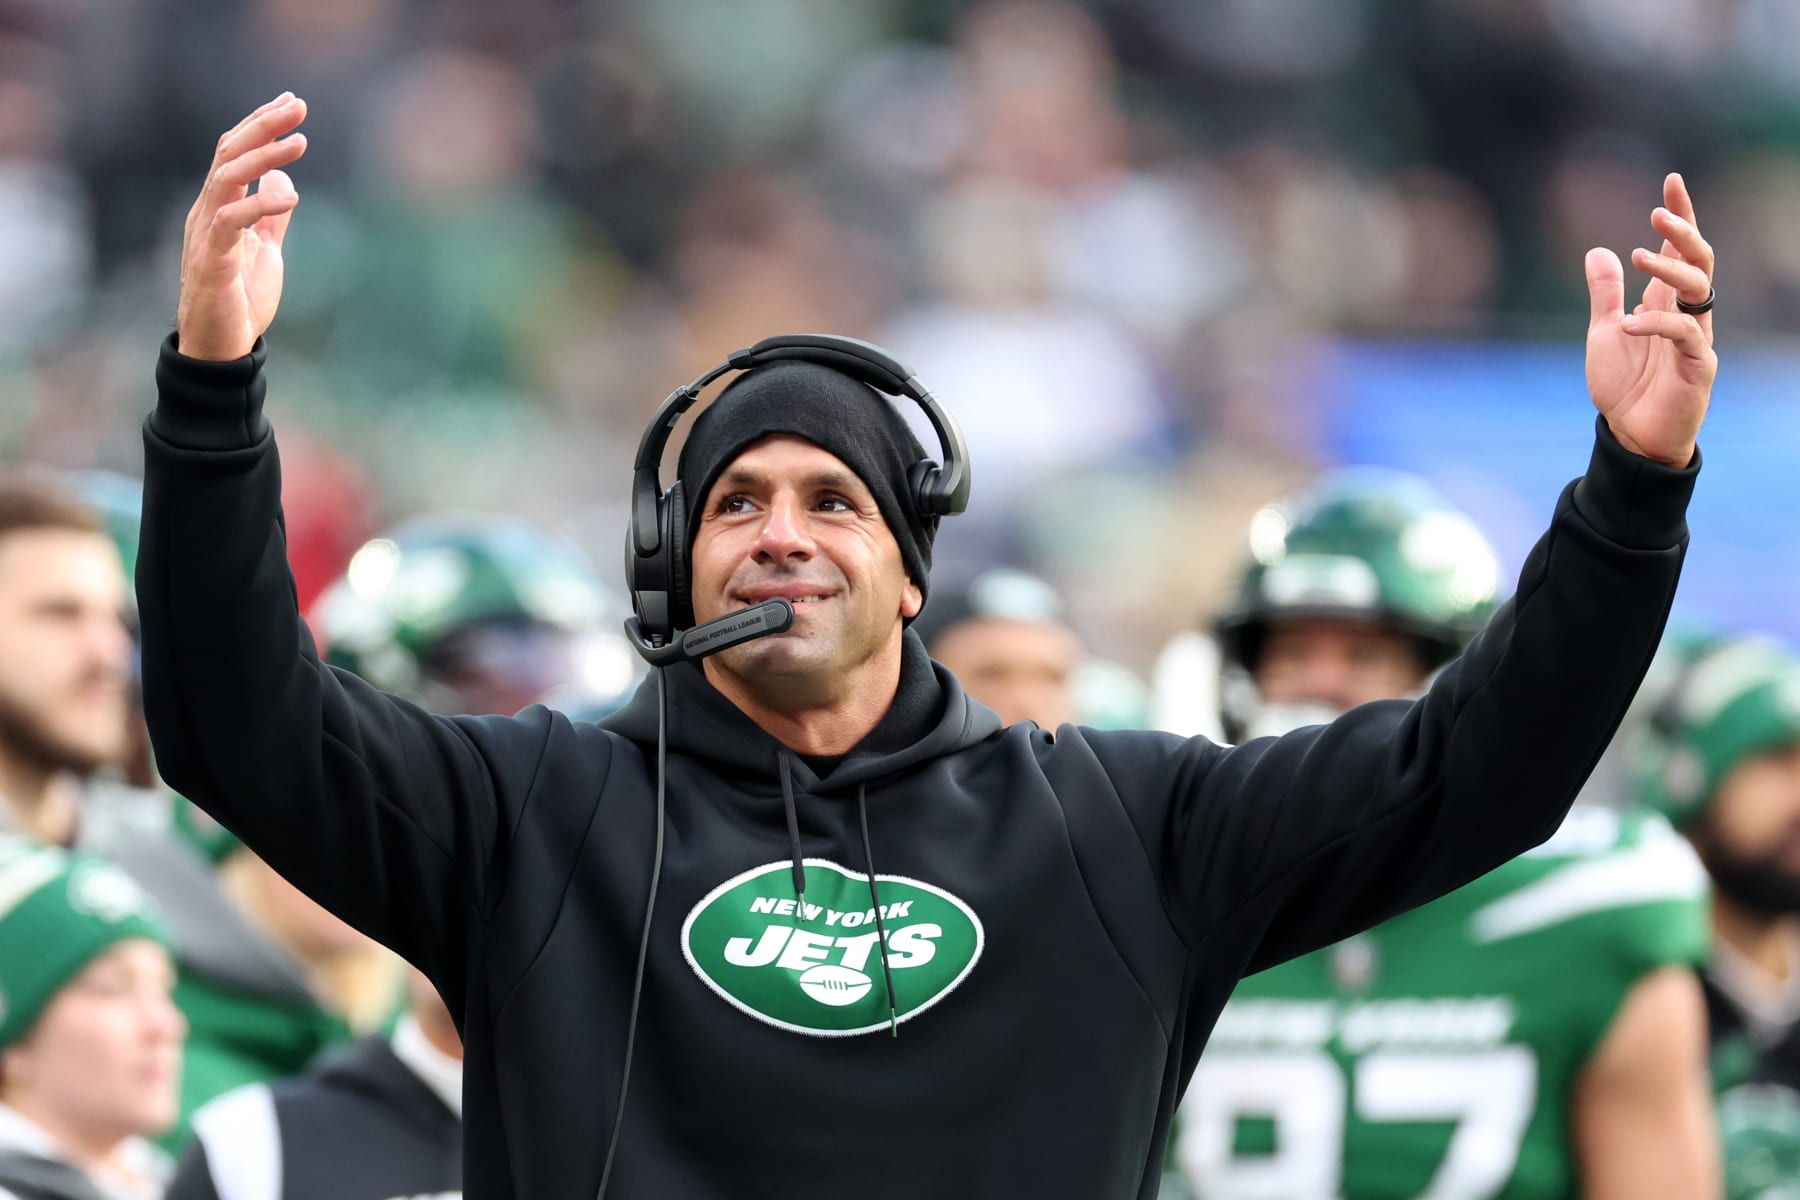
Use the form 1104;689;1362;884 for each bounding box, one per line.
1319;339;1800;643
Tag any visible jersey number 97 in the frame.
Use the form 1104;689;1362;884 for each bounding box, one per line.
1178;1047;1539;1199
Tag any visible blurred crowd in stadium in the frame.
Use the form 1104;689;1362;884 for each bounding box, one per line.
2;0;1799;1197
10;0;1800;663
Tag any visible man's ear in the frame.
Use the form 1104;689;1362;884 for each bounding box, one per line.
900;580;924;622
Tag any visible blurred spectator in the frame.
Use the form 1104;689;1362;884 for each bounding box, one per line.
11;0;1800;674
0;475;398;1151
659;169;887;385
1703;150;1800;331
311;49;581;395
1626;635;1800;1195
0;838;183;1200
624;0;893;152
1630;637;1800;1094
883;179;1169;523
915;566;1150;731
875;2;1222;565
168;968;460;1200
954;0;1232;342
104;833;403;1153
58;469;160;805
914;567;1082;728
0;30;88;354
0;473;131;845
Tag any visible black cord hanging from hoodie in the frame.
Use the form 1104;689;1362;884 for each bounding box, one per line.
596;668;667;1200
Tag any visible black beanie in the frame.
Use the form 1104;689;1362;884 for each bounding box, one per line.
676;360;938;619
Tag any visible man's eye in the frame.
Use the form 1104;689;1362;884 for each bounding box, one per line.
818;495;852;513
719;495;755;514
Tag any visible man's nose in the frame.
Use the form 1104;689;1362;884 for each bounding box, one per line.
753;494;815;562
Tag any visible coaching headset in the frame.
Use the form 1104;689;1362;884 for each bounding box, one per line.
622;332;971;663
598;333;970;1199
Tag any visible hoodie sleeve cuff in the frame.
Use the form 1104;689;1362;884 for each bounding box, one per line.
1570;415;1700;550
150;333;271;451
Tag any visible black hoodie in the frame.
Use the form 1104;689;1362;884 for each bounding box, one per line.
139;337;1696;1199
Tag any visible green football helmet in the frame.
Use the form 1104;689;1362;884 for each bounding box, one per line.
311;515;638;716
1214;468;1501;739
1628;634;1800;829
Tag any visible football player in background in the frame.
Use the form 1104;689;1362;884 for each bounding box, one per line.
1629;636;1800;1197
309;514;641;723
1167;469;1718;1199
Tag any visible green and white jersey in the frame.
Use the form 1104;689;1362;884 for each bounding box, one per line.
1173;807;1710;1199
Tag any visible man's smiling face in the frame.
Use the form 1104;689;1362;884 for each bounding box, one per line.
690;435;922;705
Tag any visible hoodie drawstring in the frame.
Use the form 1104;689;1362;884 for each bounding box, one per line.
778;759;900;1038
778;752;806;906
858;784;900;1038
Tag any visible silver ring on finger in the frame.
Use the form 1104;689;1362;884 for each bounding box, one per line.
1677;286;1715;316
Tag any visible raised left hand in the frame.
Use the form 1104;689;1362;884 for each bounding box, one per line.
1584;173;1716;468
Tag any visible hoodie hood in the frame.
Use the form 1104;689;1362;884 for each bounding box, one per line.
597;625;1004;1038
598;627;1002;792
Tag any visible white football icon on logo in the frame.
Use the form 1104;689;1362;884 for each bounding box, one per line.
797;964;872;1007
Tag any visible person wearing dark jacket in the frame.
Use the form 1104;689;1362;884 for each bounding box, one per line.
137;93;1718;1199
166;970;461;1200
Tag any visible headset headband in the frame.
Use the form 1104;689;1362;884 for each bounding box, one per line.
629;334;970;559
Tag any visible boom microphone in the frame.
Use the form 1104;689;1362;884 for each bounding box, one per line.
623;599;795;668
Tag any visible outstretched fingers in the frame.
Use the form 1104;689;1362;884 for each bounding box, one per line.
1631;245;1710;306
1619;309;1713;367
1663;172;1700;230
205;182;301;256
216;92;297;150
208;134;308;195
191;96;308;223
1648;209;1714;286
214;93;308;168
1651;174;1714;293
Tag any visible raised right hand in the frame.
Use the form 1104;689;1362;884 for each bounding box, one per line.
175;93;309;362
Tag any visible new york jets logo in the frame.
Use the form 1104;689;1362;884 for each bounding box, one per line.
681;859;984;1037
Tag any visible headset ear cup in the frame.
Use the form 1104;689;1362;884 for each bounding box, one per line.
666;482;690;630
908;459;944;515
